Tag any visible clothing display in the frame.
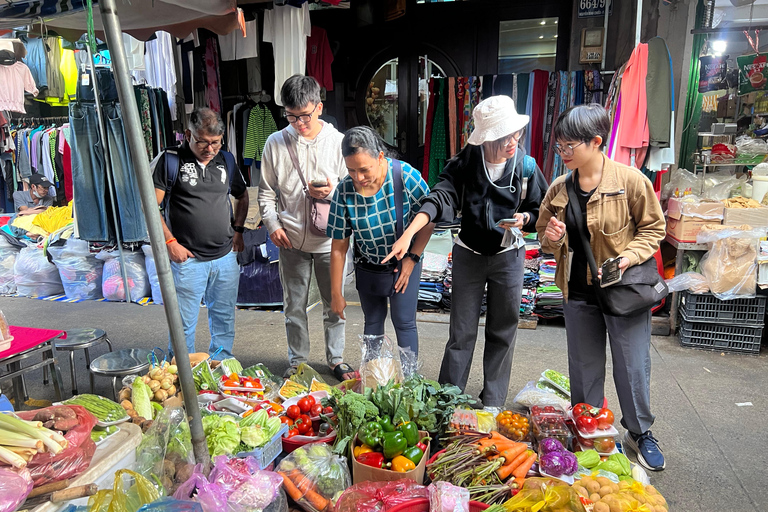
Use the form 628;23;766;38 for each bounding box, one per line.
219;18;259;61
306;26;333;91
263;3;312;106
243;104;278;167
0;62;38;113
144;31;178;121
204;38;223;113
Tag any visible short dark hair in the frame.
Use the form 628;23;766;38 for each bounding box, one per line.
189;107;224;136
281;75;322;110
342;126;386;159
553;104;611;149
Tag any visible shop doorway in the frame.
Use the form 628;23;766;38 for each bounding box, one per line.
356;48;458;169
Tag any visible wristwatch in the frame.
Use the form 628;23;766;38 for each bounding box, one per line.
405;252;422;263
232;225;245;233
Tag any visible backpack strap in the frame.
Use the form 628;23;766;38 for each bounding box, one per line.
520;155;536;201
220;149;237;196
161;148;180;224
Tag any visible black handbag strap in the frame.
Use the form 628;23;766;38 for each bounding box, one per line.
282;129;310;197
565;173;601;284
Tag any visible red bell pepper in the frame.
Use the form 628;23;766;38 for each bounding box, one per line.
357;451;390;469
416;436;431;453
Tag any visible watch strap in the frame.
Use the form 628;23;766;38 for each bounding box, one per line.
405;251;421;262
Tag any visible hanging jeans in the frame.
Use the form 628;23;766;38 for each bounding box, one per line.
70;102;111;241
104;104;147;242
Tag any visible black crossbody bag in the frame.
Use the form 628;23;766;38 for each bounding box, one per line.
354;160;404;298
565;174;667;317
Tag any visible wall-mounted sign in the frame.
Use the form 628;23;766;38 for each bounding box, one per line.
698;55;728;93
579;28;604;64
578;0;613;18
737;53;768;95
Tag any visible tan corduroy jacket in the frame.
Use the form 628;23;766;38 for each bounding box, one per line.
535;156;666;299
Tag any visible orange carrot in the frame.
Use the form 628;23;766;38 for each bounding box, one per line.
496;462;517;480
513;477;526;489
498;444;527;465
505;449;530;470
285;470;330;511
279;472;303;501
512;452;537;479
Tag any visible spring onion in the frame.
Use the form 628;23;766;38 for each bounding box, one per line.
0;445;27;468
0;412;64;455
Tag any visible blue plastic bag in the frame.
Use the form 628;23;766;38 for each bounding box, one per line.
137;498;203;512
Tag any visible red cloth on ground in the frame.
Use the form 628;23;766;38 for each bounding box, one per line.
306;26;334;91
530;69;549;170
1;326;65;359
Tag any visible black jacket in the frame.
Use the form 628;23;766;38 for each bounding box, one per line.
419;145;548;255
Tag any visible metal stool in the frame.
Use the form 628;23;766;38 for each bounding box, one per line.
89;349;151;400
53;328;113;395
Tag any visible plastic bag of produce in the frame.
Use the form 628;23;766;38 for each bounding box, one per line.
15;405;97;487
141;245;164;304
96;249;150;302
579;479;668;512
134;407;196;495
664;272;709;294
698;225;762;300
0;236;20;295
48;238;104;300
87;469;161;512
500;478;585;512
172;465;228;512
137;498;203;512
428;481;469;512
276;443;351;512
512;381;570;411
13;246;64;297
0;467;33;512
335;480;428;512
359;335;403;389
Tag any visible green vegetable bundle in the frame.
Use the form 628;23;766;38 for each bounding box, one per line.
202;410;282;457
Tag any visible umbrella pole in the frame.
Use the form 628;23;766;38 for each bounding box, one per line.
97;0;209;465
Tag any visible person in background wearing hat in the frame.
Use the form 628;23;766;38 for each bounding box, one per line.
384;95;548;414
13;174;54;212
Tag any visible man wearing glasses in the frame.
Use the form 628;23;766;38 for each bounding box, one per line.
259;75;353;381
152;107;249;360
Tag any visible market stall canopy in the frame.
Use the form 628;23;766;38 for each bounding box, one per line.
0;0;240;41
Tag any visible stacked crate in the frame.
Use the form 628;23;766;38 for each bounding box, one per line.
679;291;766;355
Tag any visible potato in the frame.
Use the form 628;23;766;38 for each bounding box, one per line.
585;479;601;494
645;484;659;495
118;387;132;402
589;493;602;503
618;480;630;490
607;502;623;512
149;380;162;393
596;476;614;487
572;484;588;498
167;385;177;396
598;485;614;497
593;503;610;512
611;483;620;494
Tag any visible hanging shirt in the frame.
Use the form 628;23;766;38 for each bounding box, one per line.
219;18;259;61
0;62;39;113
122;34;145;71
23;37;47;88
306;26;333;91
263;3;311;106
243;105;278;166
145;31;178;121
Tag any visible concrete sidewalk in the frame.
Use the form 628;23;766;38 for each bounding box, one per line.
0;293;765;511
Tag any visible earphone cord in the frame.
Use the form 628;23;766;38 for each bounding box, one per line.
481;146;517;193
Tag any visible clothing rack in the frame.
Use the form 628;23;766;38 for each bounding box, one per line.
9;116;69;125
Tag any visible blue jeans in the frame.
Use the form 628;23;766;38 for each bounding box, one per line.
357;261;421;356
169;251;240;359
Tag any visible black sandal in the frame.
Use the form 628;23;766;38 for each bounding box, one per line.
332;362;358;381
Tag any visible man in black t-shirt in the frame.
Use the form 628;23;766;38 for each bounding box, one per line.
152;108;249;359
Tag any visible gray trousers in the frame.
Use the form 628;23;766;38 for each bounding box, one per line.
279;248;346;367
562;299;655;434
438;245;525;407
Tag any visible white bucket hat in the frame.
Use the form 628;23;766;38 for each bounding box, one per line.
467;95;530;146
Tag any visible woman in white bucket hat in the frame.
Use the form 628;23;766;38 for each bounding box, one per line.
384;95;548;412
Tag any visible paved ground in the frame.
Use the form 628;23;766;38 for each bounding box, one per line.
0;291;766;511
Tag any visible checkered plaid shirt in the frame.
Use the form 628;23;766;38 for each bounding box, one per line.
327;159;430;264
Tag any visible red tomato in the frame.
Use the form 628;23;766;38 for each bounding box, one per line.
593;436;616;453
323;406;334;415
296;415;312;434
577;435;594;448
595;408;615;430
284;427;299;438
572;403;593;417
286;405;301;420
280;416;294;426
575;415;598;434
297;397;312;413
306;395;316;407
310;404;323;417
543;406;556;414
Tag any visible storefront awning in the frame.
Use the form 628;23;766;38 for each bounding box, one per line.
0;0;240;40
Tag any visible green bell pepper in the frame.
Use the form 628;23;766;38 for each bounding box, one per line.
379;416;395;433
397;421;419;447
358;421;383;448
402;445;424;466
381;431;407;459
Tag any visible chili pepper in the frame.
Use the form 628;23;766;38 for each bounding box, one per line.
391;455;416;473
402;445;425;466
357;451;390;469
382;431;407;459
358;421;383;448
416;436;431;453
379;416;395;433
354;444;374;458
397;421;419;447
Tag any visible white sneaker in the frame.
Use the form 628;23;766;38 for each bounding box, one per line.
482;406;503;416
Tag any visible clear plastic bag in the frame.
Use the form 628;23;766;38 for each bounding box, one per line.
428;481;469;512
736;135;768;155
661;168;701;201
665;272;710;293
0;239;19;295
172;465;228;512
513;381;570;411
335;480;427;512
399;347;421;380
96;249;150;302
137;499;203;512
501;478;585;512
0;310;10;343
698;226;761;299
227;470;285;512
134;406;196;496
359;335;403;389
87;470;161;512
0;467;33;512
142;245;164;305
13;246;64;297
276;443;351;512
48;238;104;300
701;175;747;200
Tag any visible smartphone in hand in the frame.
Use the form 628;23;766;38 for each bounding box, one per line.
600;258;623;288
310;179;327;187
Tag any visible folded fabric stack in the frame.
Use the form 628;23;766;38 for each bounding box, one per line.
521;245;541;316
535;255;564;318
418;252;449;310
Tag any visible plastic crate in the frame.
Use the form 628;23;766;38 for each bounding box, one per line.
680;291;766;326
237;422;288;469
679;317;762;354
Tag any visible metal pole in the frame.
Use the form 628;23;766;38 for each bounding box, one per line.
635;0;643;47
97;0;209;465
84;43;132;304
601;0;610;70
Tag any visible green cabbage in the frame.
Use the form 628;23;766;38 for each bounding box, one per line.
265;416;281;438
207;418;241;457
131;378;153;420
241;425;269;448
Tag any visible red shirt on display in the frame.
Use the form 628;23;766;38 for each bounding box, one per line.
307;26;334;91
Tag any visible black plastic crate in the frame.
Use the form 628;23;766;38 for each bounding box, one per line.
679;318;762;354
679;291;766;326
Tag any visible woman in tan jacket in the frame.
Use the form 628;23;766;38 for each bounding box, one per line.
536;104;667;472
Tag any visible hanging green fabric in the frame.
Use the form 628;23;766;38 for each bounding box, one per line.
85;0;98;56
678;0;707;171
428;78;447;188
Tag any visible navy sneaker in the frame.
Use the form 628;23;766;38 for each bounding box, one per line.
624;430;665;471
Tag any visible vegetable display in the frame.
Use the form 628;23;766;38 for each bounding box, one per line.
62;394;128;424
0;410;70;468
572;402;616;433
277;444;351;512
201;410;282;457
572;476;668;512
495;411;530;442
537;438;577;478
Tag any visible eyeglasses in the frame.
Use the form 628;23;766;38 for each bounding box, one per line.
554;141;585;157
498;131;523;147
284;103;319;124
190;134;223;150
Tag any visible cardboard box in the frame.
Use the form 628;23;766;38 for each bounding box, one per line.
666;198;724;243
666;216;720;243
351;430;430;485
723;206;768;227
